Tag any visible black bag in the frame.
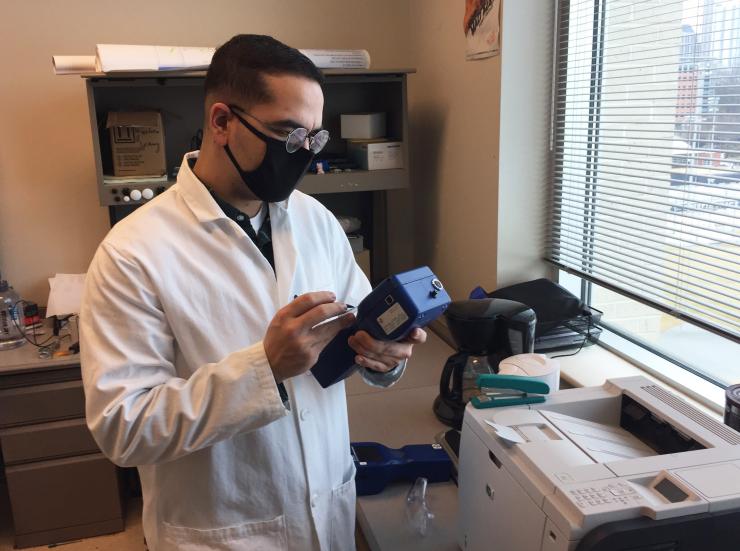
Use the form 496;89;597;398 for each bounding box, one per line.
481;278;602;352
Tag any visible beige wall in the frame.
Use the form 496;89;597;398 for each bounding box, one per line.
0;0;412;303
407;0;554;301
407;0;503;301
496;0;554;287
1;0;553;307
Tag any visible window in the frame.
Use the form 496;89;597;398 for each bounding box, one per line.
549;0;740;386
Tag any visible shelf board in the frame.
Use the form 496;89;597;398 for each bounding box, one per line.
298;169;408;194
82;68;415;80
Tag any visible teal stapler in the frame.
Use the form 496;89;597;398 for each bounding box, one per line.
470;374;550;409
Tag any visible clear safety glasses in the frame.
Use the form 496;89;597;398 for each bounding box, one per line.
228;104;330;154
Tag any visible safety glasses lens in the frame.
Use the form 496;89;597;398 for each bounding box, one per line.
286;128;308;153
309;130;330;154
285;128;330;154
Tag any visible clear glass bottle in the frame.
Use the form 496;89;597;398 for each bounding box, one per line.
0;276;25;350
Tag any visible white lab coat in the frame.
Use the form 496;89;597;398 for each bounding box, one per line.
80;151;393;550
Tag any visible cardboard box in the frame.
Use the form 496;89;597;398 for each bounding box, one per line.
347;140;403;170
107;111;166;177
340;112;386;139
354;249;371;280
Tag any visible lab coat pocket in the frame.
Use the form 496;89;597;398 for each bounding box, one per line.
160;514;288;551
329;474;357;551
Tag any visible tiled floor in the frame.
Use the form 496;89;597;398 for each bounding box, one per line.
0;482;145;551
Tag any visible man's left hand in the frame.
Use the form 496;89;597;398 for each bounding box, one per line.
348;328;427;373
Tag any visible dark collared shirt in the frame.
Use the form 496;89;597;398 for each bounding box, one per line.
208;191;275;273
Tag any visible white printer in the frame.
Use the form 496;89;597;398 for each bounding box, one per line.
458;376;740;551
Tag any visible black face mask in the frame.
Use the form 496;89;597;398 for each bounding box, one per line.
224;112;314;203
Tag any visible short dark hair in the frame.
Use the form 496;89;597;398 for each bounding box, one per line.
204;34;324;106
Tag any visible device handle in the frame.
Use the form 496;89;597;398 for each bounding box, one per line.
440;352;467;402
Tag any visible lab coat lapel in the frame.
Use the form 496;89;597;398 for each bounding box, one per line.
269;202;298;307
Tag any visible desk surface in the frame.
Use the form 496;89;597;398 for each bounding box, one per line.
0;343;80;375
346;332;460;551
0;322;79;375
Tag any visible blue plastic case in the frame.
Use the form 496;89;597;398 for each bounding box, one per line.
310;266;451;388
351;442;453;496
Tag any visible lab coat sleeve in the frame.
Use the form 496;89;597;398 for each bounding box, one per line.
80;243;288;467
327;216;406;389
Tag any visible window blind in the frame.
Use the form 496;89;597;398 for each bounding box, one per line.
549;0;740;341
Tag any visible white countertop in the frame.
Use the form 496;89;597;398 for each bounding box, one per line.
345;331;460;551
0;321;79;375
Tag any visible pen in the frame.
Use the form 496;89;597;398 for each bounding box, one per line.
293;294;355;310
312;307;356;329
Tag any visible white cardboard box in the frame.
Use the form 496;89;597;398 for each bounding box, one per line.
340;112;386;139
347;141;403;170
347;234;364;253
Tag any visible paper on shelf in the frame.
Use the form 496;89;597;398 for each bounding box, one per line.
96;44;215;72
52;55;97;75
53;45;371;75
300;49;371;69
46;273;86;317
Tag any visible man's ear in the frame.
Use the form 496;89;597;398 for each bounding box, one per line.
208;102;231;146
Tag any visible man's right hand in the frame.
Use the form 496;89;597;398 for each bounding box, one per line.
264;292;355;383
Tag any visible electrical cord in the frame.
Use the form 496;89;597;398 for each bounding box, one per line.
11;300;72;349
550;335;588;359
550;319;595;359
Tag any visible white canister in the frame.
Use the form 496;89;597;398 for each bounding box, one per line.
497;353;560;393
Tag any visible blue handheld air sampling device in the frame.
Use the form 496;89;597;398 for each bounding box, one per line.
310;266;451;388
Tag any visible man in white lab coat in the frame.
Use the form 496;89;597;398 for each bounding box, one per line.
80;34;425;551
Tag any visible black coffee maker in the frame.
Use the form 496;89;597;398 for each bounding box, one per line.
433;298;537;429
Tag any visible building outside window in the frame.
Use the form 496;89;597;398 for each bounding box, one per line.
550;0;740;389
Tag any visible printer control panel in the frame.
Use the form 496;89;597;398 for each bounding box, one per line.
555;470;710;534
546;480;652;537
568;482;644;510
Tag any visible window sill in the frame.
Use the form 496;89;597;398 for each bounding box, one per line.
556;334;724;420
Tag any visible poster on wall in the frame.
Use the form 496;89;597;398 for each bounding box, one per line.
464;0;501;60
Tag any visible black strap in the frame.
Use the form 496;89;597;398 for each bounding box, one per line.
252;214;275;272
